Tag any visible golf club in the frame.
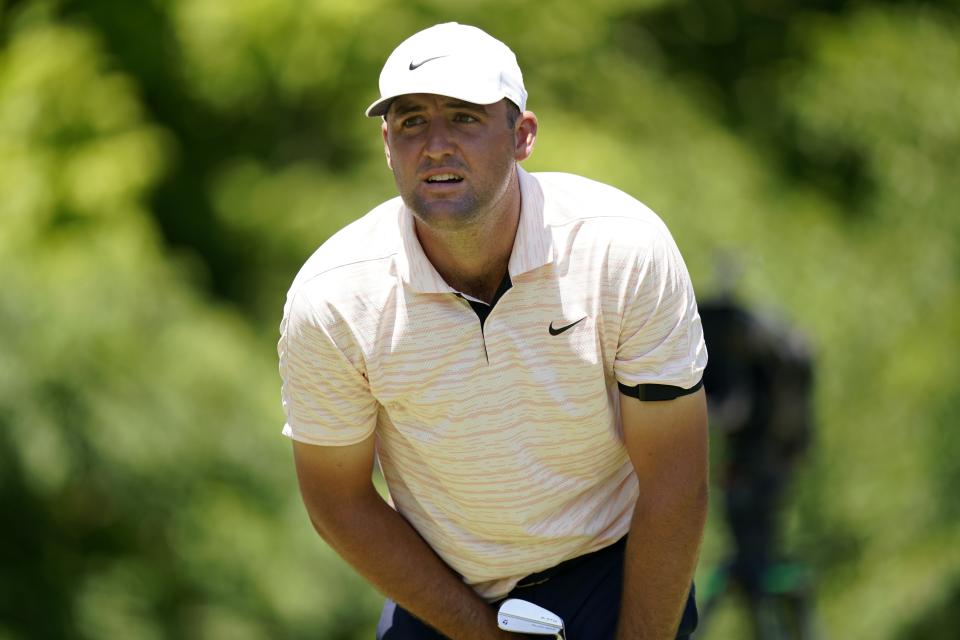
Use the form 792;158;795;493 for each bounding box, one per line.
497;598;566;639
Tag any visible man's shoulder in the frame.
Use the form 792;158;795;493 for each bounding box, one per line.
528;172;671;261
288;197;403;294
530;171;665;230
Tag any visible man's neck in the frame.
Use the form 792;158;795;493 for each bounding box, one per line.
414;176;522;304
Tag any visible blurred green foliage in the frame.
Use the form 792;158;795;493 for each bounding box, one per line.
1;1;958;638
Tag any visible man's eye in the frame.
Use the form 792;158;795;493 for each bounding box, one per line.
453;113;478;123
402;116;426;128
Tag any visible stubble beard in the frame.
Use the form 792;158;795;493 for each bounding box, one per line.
406;187;482;231
396;160;515;233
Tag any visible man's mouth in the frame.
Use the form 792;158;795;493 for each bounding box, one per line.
424;173;464;184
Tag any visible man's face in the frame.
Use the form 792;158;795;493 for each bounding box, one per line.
381;94;524;230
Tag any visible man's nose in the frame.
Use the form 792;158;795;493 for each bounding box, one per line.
423;120;455;158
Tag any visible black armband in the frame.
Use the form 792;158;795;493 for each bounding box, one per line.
617;377;703;401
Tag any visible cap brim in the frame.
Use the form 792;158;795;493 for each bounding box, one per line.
365;90;512;118
365;97;395;118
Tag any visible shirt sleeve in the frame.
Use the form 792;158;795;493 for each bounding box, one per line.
278;287;378;445
614;221;707;399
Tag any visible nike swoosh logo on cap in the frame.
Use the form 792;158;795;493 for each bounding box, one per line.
548;317;587;336
409;55;448;70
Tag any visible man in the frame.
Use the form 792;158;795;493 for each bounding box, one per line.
279;22;708;640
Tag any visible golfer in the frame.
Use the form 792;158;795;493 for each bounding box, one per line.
279;22;708;640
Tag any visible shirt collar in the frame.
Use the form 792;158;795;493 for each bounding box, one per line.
396;203;452;293
508;167;553;276
395;167;554;293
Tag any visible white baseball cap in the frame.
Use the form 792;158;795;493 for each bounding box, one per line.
365;22;528;117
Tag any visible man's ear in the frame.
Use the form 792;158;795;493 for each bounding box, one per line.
514;111;538;162
381;120;392;170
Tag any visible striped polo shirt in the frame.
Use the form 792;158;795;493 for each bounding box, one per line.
279;168;707;600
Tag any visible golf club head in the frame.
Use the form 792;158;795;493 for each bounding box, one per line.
497;598;564;636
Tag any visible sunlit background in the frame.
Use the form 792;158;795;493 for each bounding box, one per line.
1;0;958;638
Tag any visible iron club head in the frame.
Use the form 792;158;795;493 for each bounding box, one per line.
497;598;565;637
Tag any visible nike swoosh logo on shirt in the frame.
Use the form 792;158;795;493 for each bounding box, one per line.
409;55;448;70
548;317;587;336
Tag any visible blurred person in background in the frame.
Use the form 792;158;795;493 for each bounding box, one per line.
279;22;708;640
698;259;815;637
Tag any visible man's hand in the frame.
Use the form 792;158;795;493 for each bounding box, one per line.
616;388;709;639
292;437;506;640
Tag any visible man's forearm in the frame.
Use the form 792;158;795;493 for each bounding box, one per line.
307;491;507;640
616;482;708;639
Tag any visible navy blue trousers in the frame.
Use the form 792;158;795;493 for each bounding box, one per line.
376;537;698;639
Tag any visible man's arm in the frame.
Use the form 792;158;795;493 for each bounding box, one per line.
616;388;709;640
291;437;510;640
